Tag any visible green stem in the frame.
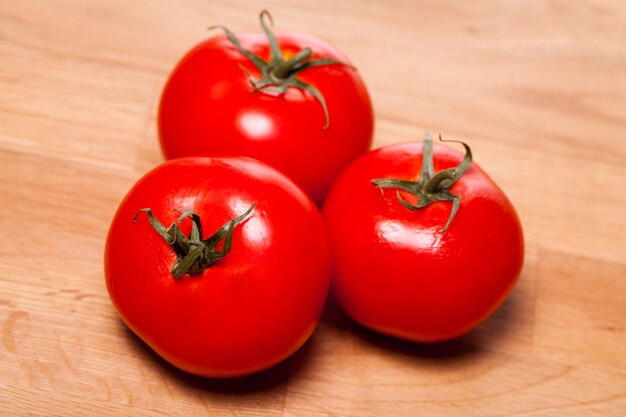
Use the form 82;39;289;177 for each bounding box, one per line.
134;205;254;279
271;48;313;80
211;11;351;129
371;134;473;234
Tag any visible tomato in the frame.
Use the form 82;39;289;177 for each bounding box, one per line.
322;134;524;342
158;11;374;206
105;156;331;377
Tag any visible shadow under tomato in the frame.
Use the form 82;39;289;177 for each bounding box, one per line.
321;284;525;363
120;319;315;394
117;277;526;392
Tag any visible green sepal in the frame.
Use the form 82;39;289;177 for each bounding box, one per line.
134;205;255;279
372;133;473;234
210;10;351;129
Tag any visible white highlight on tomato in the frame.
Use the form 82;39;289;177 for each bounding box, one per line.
375;219;443;252
237;112;273;140
228;196;271;248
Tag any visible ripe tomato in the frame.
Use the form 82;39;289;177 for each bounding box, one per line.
322;134;524;342
158;11;374;206
105;157;331;377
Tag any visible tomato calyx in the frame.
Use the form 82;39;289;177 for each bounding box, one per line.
133;205;254;279
372;133;472;234
210;10;350;129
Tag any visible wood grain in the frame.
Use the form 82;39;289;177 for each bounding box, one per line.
1;0;625;415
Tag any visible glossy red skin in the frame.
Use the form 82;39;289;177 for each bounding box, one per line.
105;157;331;377
323;142;524;343
158;32;374;206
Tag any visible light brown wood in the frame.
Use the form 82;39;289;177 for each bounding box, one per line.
1;0;625;415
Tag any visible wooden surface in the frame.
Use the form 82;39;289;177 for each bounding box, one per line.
1;0;625;415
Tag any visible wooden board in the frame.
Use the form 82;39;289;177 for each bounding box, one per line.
1;0;625;415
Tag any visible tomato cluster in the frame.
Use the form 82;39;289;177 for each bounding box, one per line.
105;11;523;378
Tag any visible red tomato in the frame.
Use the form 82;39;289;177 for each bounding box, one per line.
158;12;374;206
322;135;524;342
105;157;331;377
